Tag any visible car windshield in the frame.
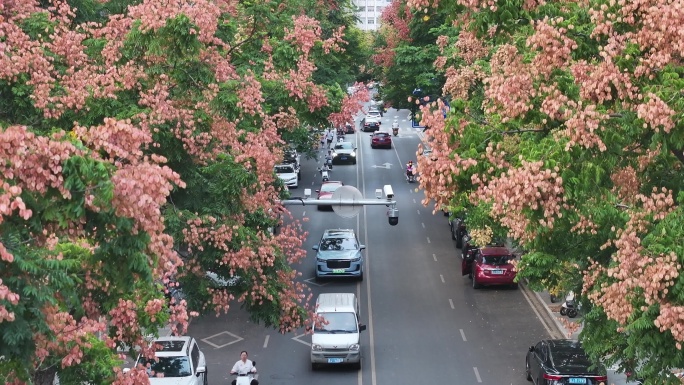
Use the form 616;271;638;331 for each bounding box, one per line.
140;356;192;378
482;255;514;265
275;165;295;173
335;142;353;150
319;237;358;251
374;133;388;138
315;312;358;333
321;183;342;193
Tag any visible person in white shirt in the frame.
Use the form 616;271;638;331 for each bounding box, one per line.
230;351;258;385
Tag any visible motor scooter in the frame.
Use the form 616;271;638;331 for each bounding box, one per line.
232;361;257;385
560;291;578;318
406;166;416;183
392;120;399;136
318;164;331;182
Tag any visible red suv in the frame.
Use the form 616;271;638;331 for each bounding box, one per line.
370;131;392;149
461;246;518;289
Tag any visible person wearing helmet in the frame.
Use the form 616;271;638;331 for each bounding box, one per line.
406;160;415;180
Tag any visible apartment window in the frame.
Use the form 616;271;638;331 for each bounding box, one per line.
358;6;365;11
367;18;375;24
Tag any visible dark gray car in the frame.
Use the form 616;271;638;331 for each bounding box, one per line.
313;229;365;280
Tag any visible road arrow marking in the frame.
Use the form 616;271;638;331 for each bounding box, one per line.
371;163;392;169
292;333;311;347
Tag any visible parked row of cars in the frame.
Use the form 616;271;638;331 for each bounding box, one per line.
446;215;611;384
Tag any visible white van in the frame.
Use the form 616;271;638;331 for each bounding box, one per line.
310;293;366;370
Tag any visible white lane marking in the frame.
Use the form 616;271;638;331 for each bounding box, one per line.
473;367;482;382
263;335;269;348
421;222;425;228
433;253;437;261
460;329;467;341
302;211;306;217
440;274;445;283
291;333;311;347
413;198;416;203
426;237;431;244
449;299;455;309
417;209;421;215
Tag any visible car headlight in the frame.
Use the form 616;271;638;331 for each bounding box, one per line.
312;344;323;351
332;152;338;157
351;256;361;262
317;257;326;262
349;344;360;351
287;177;296;182
350;151;356;157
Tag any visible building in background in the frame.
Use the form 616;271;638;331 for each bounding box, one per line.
353;0;390;31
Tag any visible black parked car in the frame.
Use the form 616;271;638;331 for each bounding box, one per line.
449;217;468;248
526;339;607;385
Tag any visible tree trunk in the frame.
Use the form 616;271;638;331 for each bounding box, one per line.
33;366;58;385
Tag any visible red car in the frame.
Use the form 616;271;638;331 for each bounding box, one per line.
462;246;518;289
370;131;392;149
316;181;344;211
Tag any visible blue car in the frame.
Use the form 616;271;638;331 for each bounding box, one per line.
313;229;365;280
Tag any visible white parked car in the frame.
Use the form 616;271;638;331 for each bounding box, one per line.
126;336;207;385
275;163;298;188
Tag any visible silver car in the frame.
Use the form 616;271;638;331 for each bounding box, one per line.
313;229;365;280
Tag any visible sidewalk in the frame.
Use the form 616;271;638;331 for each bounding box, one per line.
528;287;632;385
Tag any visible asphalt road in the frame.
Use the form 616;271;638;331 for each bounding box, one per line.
186;106;551;385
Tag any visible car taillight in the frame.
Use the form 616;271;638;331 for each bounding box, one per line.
542;374;563;381
592;375;608;382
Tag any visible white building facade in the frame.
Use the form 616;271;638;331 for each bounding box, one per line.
353;0;392;31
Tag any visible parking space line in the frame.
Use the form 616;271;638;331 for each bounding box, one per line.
460;329;467;341
449;299;455;309
416;209;421;215
421;222;425;228
440;274;445;283
263;335;269;348
433;253;437;261
473;367;482;382
426;237;431;243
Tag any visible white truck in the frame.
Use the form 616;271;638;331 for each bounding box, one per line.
310;293;366;370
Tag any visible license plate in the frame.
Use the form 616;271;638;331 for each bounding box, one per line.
341;157;347;160
332;269;346;273
328;358;344;364
569;378;587;384
491;269;504;275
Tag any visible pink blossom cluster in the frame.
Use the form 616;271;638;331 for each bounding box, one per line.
557;103;607;152
571;60;636;104
637;93;676;133
442;65;483;100
610;166;640;204
526;18;577;78
570;213;599;235
472;161;565;242
0;278;20;323
455;31;489;64
483;45;535;122
586;188;678;330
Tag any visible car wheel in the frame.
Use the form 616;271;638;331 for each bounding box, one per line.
472;274;481;289
353;361;361;370
511;282;519;290
312;363;318;371
353;159;357;165
451;226;457;240
525;359;532;381
204;370;209;385
298;172;302;181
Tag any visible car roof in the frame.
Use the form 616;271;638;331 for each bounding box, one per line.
365;116;380;121
480;246;511;256
153;336;192;357
373;131;390;135
546;339;584;351
322;181;343;186
323;228;355;237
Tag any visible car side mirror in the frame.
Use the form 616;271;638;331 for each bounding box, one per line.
312;245;319;251
359;245;366;250
359;324;367;332
529;346;535;352
196;366;206;376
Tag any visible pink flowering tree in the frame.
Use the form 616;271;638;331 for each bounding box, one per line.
400;0;684;379
0;0;366;383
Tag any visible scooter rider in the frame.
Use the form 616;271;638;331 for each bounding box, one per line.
406;160;415;180
230;351;258;385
